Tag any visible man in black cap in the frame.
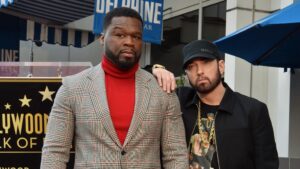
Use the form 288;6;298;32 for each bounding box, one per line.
152;39;279;169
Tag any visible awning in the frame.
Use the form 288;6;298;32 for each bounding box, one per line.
0;0;94;25
21;19;96;48
1;0;96;48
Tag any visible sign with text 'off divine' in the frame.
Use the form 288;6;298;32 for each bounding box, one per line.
93;0;163;44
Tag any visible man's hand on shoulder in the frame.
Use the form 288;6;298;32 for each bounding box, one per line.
152;64;176;93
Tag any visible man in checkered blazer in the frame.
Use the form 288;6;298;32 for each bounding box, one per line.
41;7;188;169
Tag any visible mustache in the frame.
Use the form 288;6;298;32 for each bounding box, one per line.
196;76;209;81
120;48;136;55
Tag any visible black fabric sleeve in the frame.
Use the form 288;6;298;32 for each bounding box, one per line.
143;65;153;73
250;102;279;169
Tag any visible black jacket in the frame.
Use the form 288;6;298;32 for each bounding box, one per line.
177;83;279;169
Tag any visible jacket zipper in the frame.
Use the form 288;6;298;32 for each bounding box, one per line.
214;111;221;169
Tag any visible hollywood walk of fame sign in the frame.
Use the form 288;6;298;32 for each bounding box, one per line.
0;78;75;169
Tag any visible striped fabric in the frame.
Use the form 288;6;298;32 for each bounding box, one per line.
2;0;94;24
1;0;95;47
21;20;96;48
0;0;14;8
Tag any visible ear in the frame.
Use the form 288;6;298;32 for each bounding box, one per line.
99;34;105;45
218;60;225;76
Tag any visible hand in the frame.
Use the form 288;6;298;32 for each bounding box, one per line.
152;67;176;93
193;134;202;156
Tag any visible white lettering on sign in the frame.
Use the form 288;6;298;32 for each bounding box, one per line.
144;24;152;30
106;0;118;13
131;0;139;12
144;1;154;23
96;0;118;13
153;2;161;24
0;49;18;61
121;0;130;7
96;0;105;13
95;0;162;24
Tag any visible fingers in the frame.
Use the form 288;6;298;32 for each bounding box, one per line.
171;73;177;91
162;71;169;92
153;68;163;87
165;72;176;93
153;68;176;93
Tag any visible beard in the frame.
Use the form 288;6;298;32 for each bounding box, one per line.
189;70;222;94
105;46;140;70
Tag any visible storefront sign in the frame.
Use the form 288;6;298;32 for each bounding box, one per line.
93;0;164;44
0;78;74;169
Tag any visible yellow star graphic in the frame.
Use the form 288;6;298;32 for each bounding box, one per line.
39;86;55;102
19;95;32;107
4;103;11;110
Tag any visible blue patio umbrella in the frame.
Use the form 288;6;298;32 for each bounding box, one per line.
214;1;300;68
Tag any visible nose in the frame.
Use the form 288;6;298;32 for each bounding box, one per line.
124;36;134;47
195;65;203;75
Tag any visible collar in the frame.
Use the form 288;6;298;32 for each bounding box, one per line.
185;82;236;114
101;55;138;78
217;83;236;114
185;89;200;108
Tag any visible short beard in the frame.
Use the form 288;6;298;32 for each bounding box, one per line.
105;47;140;70
190;70;222;94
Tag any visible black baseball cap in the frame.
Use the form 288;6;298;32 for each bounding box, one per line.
182;40;222;69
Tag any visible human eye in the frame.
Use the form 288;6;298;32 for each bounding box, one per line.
115;32;126;38
133;34;142;40
186;64;197;72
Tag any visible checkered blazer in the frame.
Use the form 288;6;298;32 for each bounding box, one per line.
41;64;188;169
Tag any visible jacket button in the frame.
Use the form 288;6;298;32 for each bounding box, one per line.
121;150;126;155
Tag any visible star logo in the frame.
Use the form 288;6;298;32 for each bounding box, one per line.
19;95;32;107
4;103;11;110
39;86;55;102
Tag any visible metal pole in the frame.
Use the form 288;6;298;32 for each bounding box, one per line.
198;0;203;39
28;40;34;77
30;40;34;62
249;0;256;97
